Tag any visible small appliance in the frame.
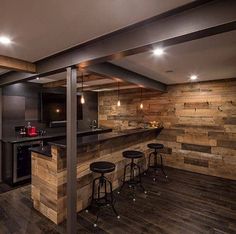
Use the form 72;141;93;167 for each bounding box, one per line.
26;122;38;137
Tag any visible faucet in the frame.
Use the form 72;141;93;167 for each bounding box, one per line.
90;120;97;130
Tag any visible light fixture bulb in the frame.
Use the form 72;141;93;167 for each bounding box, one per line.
140;103;143;109
190;74;198;81
153;48;164;56
56;109;60;113
117;100;121;107
0;36;11;45
81;94;85;104
36;77;40;80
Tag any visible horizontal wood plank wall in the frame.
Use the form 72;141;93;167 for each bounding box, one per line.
98;79;236;180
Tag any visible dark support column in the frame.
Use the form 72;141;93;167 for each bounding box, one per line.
66;67;77;234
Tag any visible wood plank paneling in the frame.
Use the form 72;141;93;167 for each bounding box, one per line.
98;79;236;180
184;157;209;168
182;143;211;153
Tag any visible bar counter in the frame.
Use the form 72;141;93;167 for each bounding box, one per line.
31;127;162;224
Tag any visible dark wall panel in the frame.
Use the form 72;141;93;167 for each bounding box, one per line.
78;91;98;130
2;96;25;121
2;82;98;138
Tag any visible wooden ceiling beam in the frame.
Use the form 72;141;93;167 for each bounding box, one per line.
43;74;109;88
43;79;66;88
0;55;36;73
81;81;136;91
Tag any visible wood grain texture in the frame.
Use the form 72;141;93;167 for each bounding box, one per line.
0;55;36;73
98;79;236;180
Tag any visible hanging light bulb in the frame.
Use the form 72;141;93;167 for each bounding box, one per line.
117;100;121;107
81;94;85;104
81;72;85;104
117;81;121;107
140;88;143;109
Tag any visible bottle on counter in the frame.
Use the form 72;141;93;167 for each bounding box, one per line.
19;127;27;137
27;122;31;129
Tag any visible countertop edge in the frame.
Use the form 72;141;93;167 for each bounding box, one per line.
30;127;163;158
30;145;52;157
49;127;163;148
3;128;112;144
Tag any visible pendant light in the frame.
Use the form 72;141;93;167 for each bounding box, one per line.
80;72;85;104
140;88;143;109
117;81;121;107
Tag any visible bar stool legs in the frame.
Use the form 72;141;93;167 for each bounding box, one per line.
118;158;147;201
88;174;120;227
87;161;120;227
148;149;168;181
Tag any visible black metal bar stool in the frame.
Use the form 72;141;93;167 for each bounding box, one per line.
146;143;167;181
118;150;147;201
87;161;120;227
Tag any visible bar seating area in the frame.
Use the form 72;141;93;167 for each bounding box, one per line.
0;1;236;234
87;145;167;226
87;143;168;225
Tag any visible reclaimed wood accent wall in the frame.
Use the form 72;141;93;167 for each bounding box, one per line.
99;79;236;180
31;130;158;224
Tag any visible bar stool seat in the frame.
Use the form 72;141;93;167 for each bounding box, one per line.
147;143;164;150
87;161;119;227
90;161;115;174
123;150;144;159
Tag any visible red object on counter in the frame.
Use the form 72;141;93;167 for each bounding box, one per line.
27;126;38;137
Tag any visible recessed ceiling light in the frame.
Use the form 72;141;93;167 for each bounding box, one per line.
153;48;164;56
190;74;198;81
0;36;12;45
